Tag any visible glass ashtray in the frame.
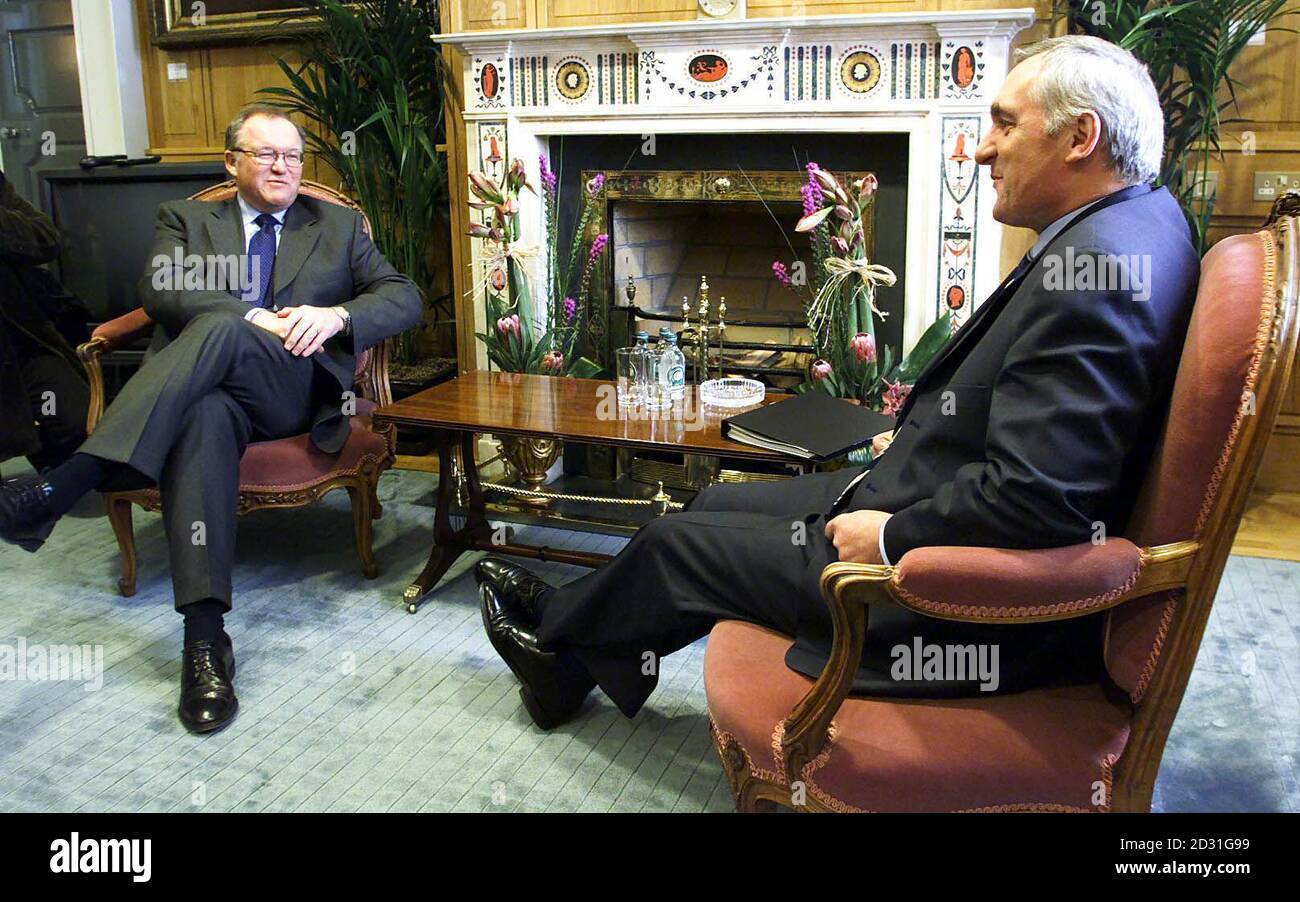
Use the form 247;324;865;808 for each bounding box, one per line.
698;377;765;408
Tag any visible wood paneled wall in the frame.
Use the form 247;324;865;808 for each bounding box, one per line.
132;0;333;184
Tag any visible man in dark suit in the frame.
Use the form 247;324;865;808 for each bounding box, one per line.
0;168;90;474
474;35;1201;730
0;104;421;732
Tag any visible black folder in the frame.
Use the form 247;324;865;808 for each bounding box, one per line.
721;391;897;461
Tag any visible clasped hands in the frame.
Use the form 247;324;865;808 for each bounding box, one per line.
249;305;346;356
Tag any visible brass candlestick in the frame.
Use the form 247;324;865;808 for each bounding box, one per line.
697;276;710;379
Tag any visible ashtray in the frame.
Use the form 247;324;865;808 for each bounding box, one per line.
699;377;765;408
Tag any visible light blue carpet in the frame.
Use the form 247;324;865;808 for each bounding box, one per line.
0;464;1295;812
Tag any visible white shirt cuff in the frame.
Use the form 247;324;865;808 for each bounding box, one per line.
244;308;261;322
878;514;893;566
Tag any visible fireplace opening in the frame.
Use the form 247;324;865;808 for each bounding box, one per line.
546;131;910;378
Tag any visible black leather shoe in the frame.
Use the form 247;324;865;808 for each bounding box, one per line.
178;636;238;734
474;557;555;625
480;583;593;730
0;475;59;552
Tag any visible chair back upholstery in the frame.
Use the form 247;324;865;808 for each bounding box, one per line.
189;179;376;382
1107;209;1298;706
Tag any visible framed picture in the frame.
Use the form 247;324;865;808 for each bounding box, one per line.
149;0;353;48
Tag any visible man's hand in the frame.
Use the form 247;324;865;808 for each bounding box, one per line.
276;305;345;356
248;308;292;340
825;509;891;564
871;429;895;457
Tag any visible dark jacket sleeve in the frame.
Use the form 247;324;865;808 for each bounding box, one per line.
0;172;60;266
883;252;1164;561
137;202;251;333
337;211;422;351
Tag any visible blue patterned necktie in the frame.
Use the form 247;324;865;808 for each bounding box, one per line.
246;212;278;309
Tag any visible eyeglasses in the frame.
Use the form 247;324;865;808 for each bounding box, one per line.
232;148;305;168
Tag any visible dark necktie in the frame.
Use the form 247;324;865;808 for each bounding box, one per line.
246;212;278;309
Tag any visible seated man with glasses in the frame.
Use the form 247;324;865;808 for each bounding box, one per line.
0;103;422;734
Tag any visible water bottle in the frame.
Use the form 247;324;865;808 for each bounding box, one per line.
658;328;686;401
635;330;669;409
633;331;653;404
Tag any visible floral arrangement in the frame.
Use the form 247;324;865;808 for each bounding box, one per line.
467;150;604;377
774;162;952;415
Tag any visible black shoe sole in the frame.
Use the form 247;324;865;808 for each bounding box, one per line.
480;585;581;731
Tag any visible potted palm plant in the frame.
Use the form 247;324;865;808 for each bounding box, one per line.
1056;0;1296;253
257;0;454;391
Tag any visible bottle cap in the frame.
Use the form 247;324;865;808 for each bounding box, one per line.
636;330;650;341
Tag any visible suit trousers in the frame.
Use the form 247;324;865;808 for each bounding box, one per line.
80;311;324;611
535;464;1104;718
535;468;861;717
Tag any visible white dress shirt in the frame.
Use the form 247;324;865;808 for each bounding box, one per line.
238;195;287;320
874;193;1110;566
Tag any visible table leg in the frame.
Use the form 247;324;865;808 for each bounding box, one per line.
402;429;490;613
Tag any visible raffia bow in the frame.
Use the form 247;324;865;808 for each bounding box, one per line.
807;256;898;345
465;240;543;299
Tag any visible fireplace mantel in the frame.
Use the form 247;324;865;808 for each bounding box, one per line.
438;9;1037;369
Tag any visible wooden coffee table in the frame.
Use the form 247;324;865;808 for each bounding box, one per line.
372;371;809;612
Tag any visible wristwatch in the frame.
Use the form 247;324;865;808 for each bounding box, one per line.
333;306;352;336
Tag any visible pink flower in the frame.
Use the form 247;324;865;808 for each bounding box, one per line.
541;350;564;372
830;236;849;255
811;359;832;382
589;232;609;260
851;332;876;364
771;261;791;287
881;380;912;417
563;296;576;322
496;314;521;339
587;172;605;196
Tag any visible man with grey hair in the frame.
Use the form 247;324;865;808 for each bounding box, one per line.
0;103;422;733
474;36;1200;731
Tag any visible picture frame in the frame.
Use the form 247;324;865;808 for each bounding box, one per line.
148;0;355;48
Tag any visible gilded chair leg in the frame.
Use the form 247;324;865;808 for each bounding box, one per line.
104;494;138;597
348;481;378;579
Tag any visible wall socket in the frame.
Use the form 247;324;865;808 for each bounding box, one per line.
1253;171;1300;202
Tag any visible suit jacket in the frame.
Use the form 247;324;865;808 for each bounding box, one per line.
786;184;1201;695
136;193;421;453
0;171;87;463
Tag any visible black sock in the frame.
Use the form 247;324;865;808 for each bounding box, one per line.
41;453;108;517
182;599;226;644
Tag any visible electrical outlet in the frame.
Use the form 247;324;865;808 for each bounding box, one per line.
1253;171;1300;202
1191;170;1219;200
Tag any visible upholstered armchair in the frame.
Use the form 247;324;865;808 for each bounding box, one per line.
76;180;397;597
705;202;1299;813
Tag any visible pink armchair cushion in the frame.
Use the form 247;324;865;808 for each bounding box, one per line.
891;541;1143;621
705;620;1131;812
237;416;387;491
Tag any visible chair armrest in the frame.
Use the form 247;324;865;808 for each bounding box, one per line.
778;539;1198;785
90;308;155;351
356;338;394;408
75;308;154;435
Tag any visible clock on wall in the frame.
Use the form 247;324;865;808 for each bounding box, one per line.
697;0;744;21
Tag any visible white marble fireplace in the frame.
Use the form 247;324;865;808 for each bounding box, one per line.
436;9;1036;370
